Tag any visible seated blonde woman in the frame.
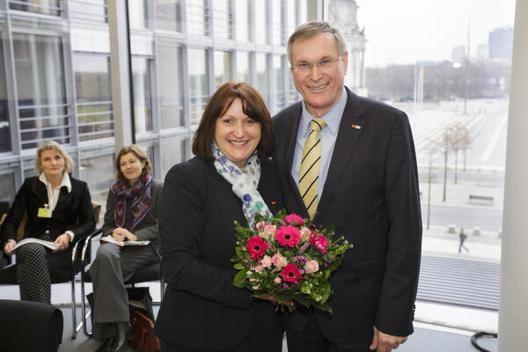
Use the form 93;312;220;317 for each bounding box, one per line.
89;144;162;352
0;140;95;304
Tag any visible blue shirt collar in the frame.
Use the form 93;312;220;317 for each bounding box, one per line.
300;86;348;136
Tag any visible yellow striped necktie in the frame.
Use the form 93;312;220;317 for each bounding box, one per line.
299;118;327;220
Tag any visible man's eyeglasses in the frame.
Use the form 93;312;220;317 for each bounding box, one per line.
291;56;342;73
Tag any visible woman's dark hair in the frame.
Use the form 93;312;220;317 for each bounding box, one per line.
192;81;273;160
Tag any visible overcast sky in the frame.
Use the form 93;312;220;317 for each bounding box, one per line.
356;0;517;67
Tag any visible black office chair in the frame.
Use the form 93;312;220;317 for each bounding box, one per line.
78;229;165;337
0;299;63;351
0;202;101;340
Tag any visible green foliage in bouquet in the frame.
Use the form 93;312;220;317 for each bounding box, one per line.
231;210;352;313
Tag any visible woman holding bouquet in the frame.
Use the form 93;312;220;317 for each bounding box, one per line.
156;82;284;352
89;144;162;352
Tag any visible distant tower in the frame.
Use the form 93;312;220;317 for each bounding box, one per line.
489;27;513;61
327;0;367;96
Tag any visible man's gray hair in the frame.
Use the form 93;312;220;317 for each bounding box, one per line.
287;21;347;64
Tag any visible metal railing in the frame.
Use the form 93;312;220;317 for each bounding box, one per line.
17;102;71;149
187;1;210;36
76;100;114;141
9;0;62;16
68;0;108;23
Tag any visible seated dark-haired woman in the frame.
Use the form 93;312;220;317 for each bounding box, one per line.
155;82;284;352
0;140;95;304
89;144;162;352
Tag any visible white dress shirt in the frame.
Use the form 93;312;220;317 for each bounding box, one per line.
39;172;75;241
291;87;348;201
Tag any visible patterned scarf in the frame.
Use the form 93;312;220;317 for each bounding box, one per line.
212;143;272;230
111;173;153;231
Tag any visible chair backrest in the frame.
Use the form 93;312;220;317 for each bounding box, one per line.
0;299;63;351
92;201;101;225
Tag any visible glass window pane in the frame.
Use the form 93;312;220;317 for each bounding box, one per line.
73;54;114;142
156;0;182;32
286;0;296;37
329;0;515;318
214;51;232;88
187;0;209;36
161;136;187;177
128;0;149;29
287;70;298;105
273;55;286;112
131;143;158;179
158;43;184;128
271;0;282;46
13;34;68;149
23;167;37;179
213;0;232;39
254;0;267;44
235;0;249;42
0;173;15;202
299;1;307;24
79;153;115;203
10;0;61;16
236;51;250;83
0;39;11;153
69;0;107;23
188;48;209;125
255;53;268;104
132;57;153;134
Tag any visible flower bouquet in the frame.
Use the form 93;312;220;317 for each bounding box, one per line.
231;211;352;313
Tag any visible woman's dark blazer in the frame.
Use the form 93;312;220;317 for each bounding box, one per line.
102;179;162;249
155;156;284;351
0;175;95;245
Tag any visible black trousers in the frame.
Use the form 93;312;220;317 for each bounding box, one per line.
287;312;371;352
160;319;283;352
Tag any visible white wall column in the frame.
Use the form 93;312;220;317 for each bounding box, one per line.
107;0;133;148
498;0;528;350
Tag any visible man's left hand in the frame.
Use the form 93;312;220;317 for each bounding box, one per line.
369;326;407;352
54;233;71;251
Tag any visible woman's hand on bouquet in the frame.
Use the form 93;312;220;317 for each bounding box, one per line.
254;293;294;307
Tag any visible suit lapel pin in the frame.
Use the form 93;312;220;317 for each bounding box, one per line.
351;123;362;130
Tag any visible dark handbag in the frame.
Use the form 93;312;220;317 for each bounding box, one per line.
128;309;160;352
126;287;155;321
127;287;160;352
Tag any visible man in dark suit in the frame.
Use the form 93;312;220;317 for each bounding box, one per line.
273;22;422;352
